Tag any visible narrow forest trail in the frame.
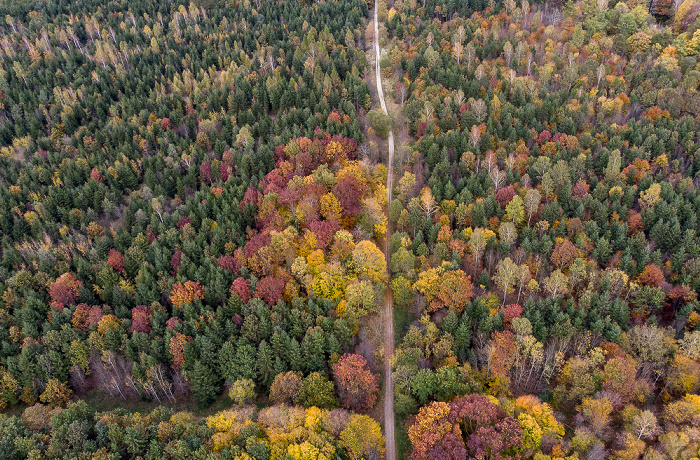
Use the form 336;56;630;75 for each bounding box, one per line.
373;2;396;459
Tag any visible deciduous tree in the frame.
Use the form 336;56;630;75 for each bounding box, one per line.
351;240;387;283
228;379;255;406
333;354;379;411
269;371;303;405
49;273;83;308
550;238;578;269
494;258;519;306
298;372;337;409
169;281;205;308
39;379;73;407
340;414;385;460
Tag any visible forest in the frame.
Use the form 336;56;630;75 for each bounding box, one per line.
1;0;700;457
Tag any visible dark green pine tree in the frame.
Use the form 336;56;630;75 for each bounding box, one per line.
255;341;275;388
218;341;237;384
288;339;304;373
302;329;325;373
189;360;222;407
234;342;258;381
454;321;472;363
442;311;459;336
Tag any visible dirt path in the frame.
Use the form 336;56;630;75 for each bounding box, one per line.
373;2;396;459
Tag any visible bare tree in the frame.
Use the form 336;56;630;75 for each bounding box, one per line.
489;167;506;191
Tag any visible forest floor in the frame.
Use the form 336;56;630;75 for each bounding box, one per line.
373;1;397;459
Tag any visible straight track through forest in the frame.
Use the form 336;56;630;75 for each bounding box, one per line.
373;2;397;459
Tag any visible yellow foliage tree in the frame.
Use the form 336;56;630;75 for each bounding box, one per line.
351;240;387;283
320;193;342;222
513;395;565;451
339;414;385;460
206;407;257;452
413;268;441;303
312;262;347;302
288;441;330;460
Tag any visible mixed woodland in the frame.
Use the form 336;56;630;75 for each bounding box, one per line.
1;0;700;458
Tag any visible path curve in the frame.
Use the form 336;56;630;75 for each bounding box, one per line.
373;2;396;459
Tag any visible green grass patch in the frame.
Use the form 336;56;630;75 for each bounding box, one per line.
82;390;173;414
394;304;411;343
395;414;410;460
81;389;237;418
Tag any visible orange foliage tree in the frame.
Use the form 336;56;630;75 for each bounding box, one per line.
169;281;205;308
332;353;379;411
636;264;665;287
169;332;191;369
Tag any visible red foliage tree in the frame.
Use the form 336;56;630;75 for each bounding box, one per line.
551;132;567;144
572;180;590;198
550;238;578;269
230;277;252;303
408;402;460;460
448;394;523;460
333;353;380;411
310;220;339;250
90;168;103;182
263;168;289;195
327;109;343;124
87;305;104;328
466;417;523;460
255;276;285;306
200;160;212;185
416;121;427;139
106;249;124;273
425;432;467;460
176;216;192;229
170;251;183;276
220;161;232;182
166;317;183;330
636;264;665;287
241;186;262;208
243;232;272;260
499;304;523;329
449;394;505;434
232;313;244;327
217;255;241;274
278;188;301;214
495;185;516;208
665;284;694;322
130;305;152;334
332;176;365;220
295;150;315;175
49;273;83;308
627;210;643;235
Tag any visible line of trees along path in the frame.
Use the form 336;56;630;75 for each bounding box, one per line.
373;1;396;459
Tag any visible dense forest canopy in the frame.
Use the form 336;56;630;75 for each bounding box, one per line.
377;0;700;457
1;0;700;457
0;0;390;457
